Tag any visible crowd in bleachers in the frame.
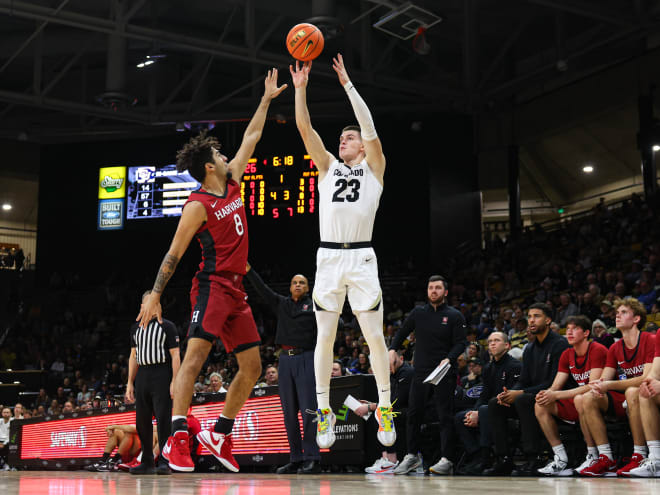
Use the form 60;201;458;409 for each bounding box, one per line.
1;193;660;475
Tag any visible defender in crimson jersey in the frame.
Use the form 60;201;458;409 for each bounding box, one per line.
577;298;654;477
534;315;608;476
137;69;286;473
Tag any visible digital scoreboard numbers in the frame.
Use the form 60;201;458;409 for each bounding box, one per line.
241;154;318;218
126;165;199;220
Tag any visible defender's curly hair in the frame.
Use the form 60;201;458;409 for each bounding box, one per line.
176;130;220;184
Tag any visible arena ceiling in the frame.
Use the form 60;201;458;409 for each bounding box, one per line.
0;0;658;143
0;0;660;227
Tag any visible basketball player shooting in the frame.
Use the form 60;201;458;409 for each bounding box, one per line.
137;69;286;472
290;54;395;449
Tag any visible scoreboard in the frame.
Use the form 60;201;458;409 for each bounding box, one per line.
241;154;318;218
126;164;199;219
121;153;318;222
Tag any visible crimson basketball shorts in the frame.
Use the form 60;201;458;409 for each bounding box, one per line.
556;398;579;422
606;390;627;418
188;274;260;353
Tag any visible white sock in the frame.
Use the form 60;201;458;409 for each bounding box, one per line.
172;415;185;421
355;307;391;407
634;444;648;457
648;440;660;460
588;446;598;458
597;444;613;460
314;310;340;410
552;444;568;463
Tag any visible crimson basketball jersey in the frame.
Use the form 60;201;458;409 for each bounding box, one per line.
656;330;660;357
558;342;608;386
605;331;655;379
184;180;248;277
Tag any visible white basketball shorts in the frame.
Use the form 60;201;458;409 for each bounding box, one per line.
312;247;382;313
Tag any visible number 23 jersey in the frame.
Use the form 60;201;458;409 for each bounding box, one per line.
184;180;249;278
318;159;383;243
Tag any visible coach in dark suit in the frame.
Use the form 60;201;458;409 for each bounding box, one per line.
245;264;320;474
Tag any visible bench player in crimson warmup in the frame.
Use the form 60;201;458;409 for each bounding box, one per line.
630;320;660;476
576;298;654;477
137;69;286;473
290;55;395;449
534;315;608;476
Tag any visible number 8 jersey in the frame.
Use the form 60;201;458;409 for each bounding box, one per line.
318;159;383;242
184;180;249;278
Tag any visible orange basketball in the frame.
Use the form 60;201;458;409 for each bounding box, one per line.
286;23;324;62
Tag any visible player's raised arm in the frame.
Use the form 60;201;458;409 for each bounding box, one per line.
290;61;334;181
137;201;206;329
332;53;385;182
228;69;287;179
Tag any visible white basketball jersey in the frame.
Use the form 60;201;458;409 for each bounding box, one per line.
318;159;383;243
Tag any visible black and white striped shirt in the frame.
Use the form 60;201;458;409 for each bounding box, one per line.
131;319;179;365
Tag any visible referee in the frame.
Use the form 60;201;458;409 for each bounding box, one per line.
126;290;181;475
245;263;320;474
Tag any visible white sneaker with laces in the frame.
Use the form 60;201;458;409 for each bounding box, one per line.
538;455;573;476
574;453;597;474
393;454;421;475
314;408;336;449
628;455;660;478
429;457;453;475
365;457;397;474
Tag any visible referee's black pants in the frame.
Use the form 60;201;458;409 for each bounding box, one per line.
135;364;172;466
278;350;320;462
406;372;456;461
488;393;541;457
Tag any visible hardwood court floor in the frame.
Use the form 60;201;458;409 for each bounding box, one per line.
2;471;659;495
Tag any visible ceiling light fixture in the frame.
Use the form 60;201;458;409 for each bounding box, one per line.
136;59;156;69
2;203;12;211
582;165;594;173
653;145;660;152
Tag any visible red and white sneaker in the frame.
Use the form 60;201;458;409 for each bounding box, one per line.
166;431;195;472
197;430;239;472
118;457;140;471
579;454;617;477
617;453;645;477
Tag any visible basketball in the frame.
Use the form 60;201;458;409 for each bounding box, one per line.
286;23;324;62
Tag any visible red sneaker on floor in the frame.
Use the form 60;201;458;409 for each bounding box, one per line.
118;457;140;471
166;431;195;472
579;454;617;477
617;453;645;477
197;430;239;472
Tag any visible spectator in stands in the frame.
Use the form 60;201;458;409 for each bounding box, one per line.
352;353;370;375
208;372;227;394
534;315;608;476
331;360;345;378
599;300;616;328
62;401;75;414
264;365;278;386
577;298;654;476
591;319;615;348
0;407;12;470
456;354;469;379
581;291;601;322
638;280;657;313
485;303;569;476
557;293;578;327
456;331;521;475
13;403;24;420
